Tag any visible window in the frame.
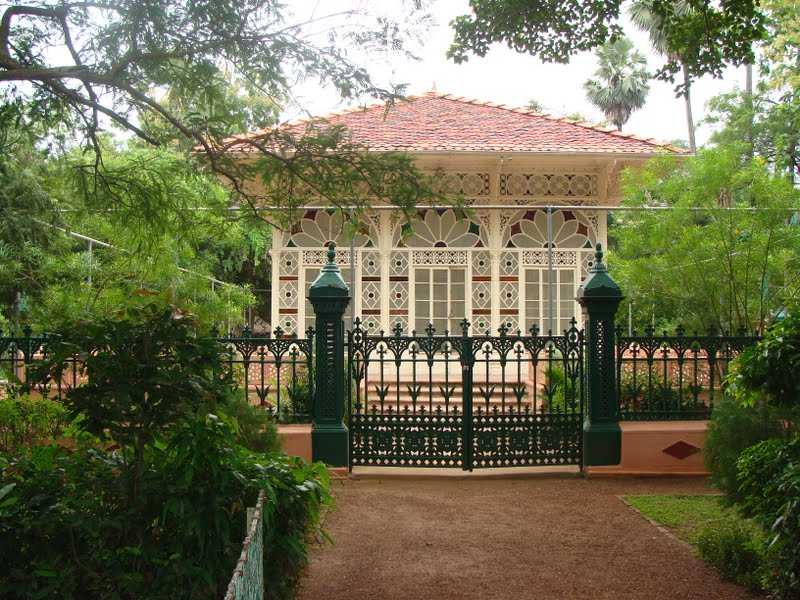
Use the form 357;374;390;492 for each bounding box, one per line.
524;268;576;334
414;267;465;334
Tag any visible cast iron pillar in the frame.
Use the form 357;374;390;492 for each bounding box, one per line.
308;242;350;467
577;243;623;467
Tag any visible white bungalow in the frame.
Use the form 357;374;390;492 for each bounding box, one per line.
259;92;684;337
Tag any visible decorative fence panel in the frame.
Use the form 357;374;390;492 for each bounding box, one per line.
0;327;314;424
347;319;584;470
218;327;314;423
224;491;265;600
615;327;760;420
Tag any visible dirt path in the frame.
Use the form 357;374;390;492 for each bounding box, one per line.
298;474;753;600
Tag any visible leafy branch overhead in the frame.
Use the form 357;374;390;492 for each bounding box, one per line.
448;0;765;87
0;0;441;224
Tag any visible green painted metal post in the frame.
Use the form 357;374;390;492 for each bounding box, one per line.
308;242;350;467
577;244;623;467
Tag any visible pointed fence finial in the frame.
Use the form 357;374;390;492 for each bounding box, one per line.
327;241;336;264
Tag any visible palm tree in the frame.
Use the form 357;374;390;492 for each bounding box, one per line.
629;0;696;152
584;38;650;131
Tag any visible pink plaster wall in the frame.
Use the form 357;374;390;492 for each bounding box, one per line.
277;424;312;462
588;420;709;476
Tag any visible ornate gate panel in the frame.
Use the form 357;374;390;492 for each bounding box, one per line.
347;320;584;470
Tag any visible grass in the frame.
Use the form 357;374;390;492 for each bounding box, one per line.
624;494;756;544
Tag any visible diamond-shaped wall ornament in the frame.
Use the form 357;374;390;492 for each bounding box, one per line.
662;440;701;460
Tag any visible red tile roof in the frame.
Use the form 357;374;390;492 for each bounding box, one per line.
235;91;686;155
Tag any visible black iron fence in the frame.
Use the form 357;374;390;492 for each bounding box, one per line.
614;326;760;421
0;326;314;424
346;319;584;469
0;322;762;426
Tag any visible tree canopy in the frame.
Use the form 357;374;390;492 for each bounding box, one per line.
448;0;765;87
584;37;649;131
0;1;440;224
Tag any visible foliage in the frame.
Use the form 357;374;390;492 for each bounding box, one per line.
629;0;696;150
727;311;800;411
618;371;703;414
284;372;313;423
0;417;330;600
0;394;68;453
219;396;282;455
584;37;650;131
611;145;800;333
625;494;768;592
0;133;261;329
696;519;767;590
736;436;800;599
543;365;579;412
448;0;764;86
0;1;441;219
704;397;785;502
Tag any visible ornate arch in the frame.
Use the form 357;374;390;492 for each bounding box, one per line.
507;209;596;249
404;209;482;248
289;209;373;247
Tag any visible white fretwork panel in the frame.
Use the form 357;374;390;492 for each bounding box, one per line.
360;315;381;334
500;173;599;198
500;316;520;334
278;281;298;309
361;281;381;310
431;172;491;197
301;249;354;266
499;251;518;276
361;250;380;277
278;253;298;276
390;281;408;310
390;251;408;276
472;282;491;309
522;250;578;266
276;314;298;336
412;250;468;266
472;315;491;335
472;250;491;276
499;282;518;309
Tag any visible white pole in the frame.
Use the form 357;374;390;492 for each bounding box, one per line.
547;206;555;334
349;210;355;329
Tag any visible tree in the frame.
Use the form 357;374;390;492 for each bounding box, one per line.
610;145;800;333
0;1;442;225
629;0;696;151
583;38;649;131
526;98;546;112
448;0;764;88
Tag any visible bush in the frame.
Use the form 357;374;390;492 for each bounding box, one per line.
696;519;767;591
704;396;784;502
0;394;68;452
737;436;800;599
1;299;330;599
0;416;330;600
221;395;281;454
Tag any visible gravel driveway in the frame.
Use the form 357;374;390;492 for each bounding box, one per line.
297;474;753;600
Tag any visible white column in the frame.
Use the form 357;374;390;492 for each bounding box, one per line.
269;228;283;332
489;211;502;333
378;211;392;333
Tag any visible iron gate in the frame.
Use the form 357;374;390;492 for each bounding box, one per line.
347;319;584;470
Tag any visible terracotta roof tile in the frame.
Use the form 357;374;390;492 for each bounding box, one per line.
236;91;686;155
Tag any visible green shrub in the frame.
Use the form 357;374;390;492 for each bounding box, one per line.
1;299;330;599
704;396;784;501
737;436;800;599
696;519;767;591
284;372;312;422
0;416;330;600
0;394;68;452
221;395;281;454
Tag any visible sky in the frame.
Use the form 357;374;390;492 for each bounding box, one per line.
285;0;751;147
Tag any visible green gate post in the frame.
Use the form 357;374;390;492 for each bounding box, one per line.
308;242;350;467
577;244;623;467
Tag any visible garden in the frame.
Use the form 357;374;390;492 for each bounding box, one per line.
625;311;800;598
